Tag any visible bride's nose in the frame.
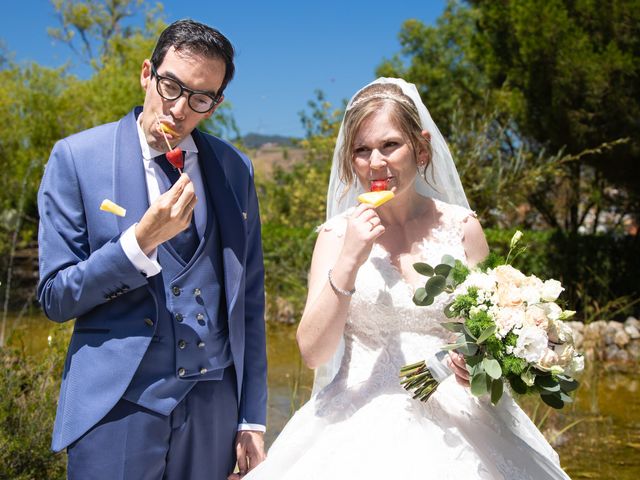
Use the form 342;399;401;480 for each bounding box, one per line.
369;149;387;169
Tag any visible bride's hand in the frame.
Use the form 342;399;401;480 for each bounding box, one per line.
448;352;470;387
339;203;385;268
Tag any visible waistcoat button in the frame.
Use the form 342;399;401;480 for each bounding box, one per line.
178;368;186;377
178;340;186;349
199;367;208;375
144;317;154;327
172;286;181;296
193;288;202;296
197;341;205;349
175;313;184;322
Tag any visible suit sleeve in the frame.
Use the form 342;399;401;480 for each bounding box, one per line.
238;172;268;427
37;139;149;322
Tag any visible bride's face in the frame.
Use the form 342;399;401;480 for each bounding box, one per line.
352;108;420;196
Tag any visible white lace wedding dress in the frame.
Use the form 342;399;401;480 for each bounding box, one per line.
247;204;571;480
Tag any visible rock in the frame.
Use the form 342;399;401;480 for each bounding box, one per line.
607;347;630;363
274;297;296;324
627;340;640;360
624;324;640;340
614;330;630;348
625;317;640;330
605;344;620;361
568;321;584;333
572;331;584;350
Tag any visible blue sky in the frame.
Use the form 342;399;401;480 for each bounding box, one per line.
3;0;446;138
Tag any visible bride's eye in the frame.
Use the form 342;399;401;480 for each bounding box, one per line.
383;141;399;149
354;146;370;156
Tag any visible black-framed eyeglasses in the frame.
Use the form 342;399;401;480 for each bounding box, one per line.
151;64;221;113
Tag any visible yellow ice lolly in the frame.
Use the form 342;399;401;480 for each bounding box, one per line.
100;199;126;217
357;190;395;207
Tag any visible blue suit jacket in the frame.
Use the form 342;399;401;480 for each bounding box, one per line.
37;108;267;451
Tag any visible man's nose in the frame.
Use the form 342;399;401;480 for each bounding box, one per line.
169;94;189;120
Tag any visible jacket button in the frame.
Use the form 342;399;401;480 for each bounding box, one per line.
178;340;186;349
178;368;186;377
175;313;184;322
199;367;208;375
193;288;202;296
196;313;204;321
144;317;154;327
197;341;205;349
172;286;181;296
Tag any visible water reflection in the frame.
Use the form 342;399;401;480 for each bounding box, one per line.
7;315;640;479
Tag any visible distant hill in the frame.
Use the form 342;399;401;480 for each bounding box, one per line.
242;133;299;148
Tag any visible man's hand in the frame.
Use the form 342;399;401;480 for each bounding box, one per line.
447;351;470;387
227;430;265;479
135;173;197;255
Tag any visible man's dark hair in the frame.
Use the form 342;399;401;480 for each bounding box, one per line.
150;19;235;98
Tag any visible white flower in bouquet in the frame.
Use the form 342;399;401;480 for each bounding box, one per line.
521;275;543;305
543;302;563;321
401;231;582;409
510;326;548;363
565;354;585;377
541;279;564;302
524;304;549;329
495;306;525;338
548;318;574;344
495;264;526;286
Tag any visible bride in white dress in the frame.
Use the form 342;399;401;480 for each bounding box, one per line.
240;78;571;479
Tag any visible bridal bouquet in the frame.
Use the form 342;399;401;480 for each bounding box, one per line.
400;231;583;408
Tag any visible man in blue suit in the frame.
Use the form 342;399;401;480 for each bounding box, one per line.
37;19;267;479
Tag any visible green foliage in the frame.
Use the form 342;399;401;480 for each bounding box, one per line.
0;324;71;479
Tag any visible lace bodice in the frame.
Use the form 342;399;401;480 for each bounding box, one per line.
321;200;475;394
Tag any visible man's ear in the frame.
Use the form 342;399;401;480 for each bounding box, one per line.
140;59;152;91
204;94;225;119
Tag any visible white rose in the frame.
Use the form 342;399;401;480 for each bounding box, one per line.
511;326;548;363
495;265;526;286
463;271;497;294
566;354;585;376
524;304;549;329
537;348;559;370
544;302;563;321
495;306;525;337
541;279;564;302
521;275;543;305
548;319;573;344
497;283;524;307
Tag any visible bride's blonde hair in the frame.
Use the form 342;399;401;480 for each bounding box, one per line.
338;83;433;188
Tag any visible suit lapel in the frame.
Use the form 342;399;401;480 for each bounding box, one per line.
192;129;245;315
113;107;150;233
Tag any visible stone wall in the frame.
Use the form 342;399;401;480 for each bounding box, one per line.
569;316;640;362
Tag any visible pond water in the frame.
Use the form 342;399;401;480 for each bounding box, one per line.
5;314;640;479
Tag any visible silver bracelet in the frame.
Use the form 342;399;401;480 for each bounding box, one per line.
328;268;355;297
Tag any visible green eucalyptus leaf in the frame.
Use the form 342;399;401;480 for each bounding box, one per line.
463;324;478;341
419;294;435;306
476;325;497;344
426;275;447;296
413;262;434;277
490;379;504;405
413;288;427;305
441;321;465;333
558;377;579;392
444;303;457;318
434;264;453;277
442;340;467;351
465;355;483;368
441;254;456;267
509;375;528;394
482;358;502;380
559;391;574;403
540;392;564;409
458;342;478;356
471;372;489;396
535;375;560;391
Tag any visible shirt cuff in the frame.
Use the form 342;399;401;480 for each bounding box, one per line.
120;224;162;277
237;423;266;432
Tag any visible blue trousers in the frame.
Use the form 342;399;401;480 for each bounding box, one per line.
67;367;238;480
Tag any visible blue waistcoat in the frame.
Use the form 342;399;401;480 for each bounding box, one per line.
123;186;232;415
